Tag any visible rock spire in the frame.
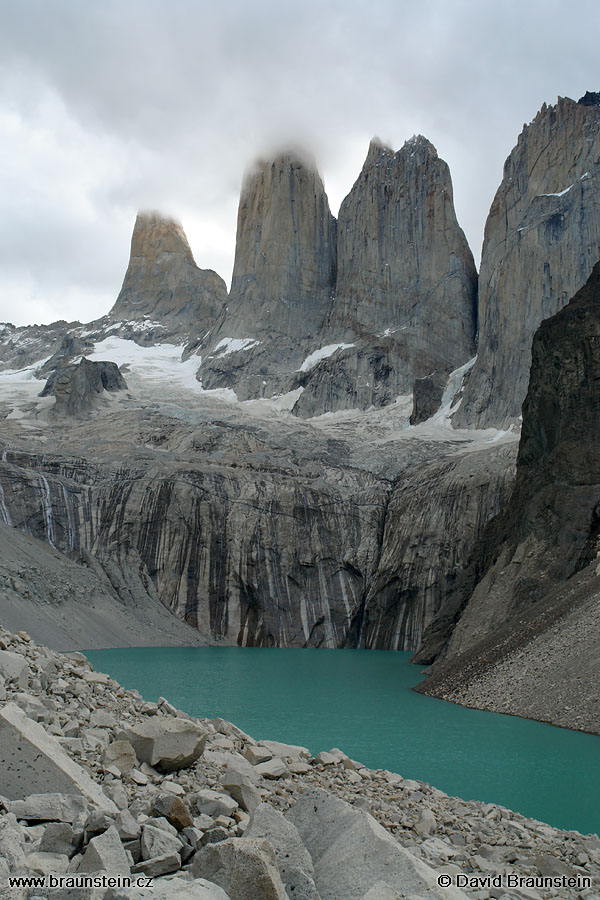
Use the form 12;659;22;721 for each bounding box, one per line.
108;212;227;334
454;95;600;428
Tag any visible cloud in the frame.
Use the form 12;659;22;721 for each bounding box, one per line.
1;0;598;325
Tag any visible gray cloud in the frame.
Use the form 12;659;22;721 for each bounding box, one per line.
1;0;598;325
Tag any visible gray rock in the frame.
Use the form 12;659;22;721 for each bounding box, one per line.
26;850;70;874
108;212;228;337
0;650;29;686
255;758;290;780
39;822;78;856
9;793;88;825
131;851;181;877
197;151;337;401
0;704;117;813
243;744;273;765
287;787;469;900
258;741;310;762
191;836;288;900
77;824;131;874
117;718;207;772
456;95;600;428
41;358;127;418
410;371;449;425
220;767;262;813
293;136;477;417
114;810;141;842
246;803;319;900
196;790;238;818
106;875;231;899
0;812;28;872
140;823;182;860
103;740;138;775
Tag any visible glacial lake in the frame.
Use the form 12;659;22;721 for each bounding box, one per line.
86;646;599;836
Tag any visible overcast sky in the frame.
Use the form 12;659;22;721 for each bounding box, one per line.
1;0;598;326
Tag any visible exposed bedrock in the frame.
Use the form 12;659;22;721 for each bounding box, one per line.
0;423;515;651
107;211;228;339
455;94;600;428
350;444;516;650
40;357;127;417
416;262;600;729
293;137;477;417
197;152;337;399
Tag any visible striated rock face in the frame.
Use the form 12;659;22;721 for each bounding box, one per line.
293;137;477;417
197;153;337;399
0;408;515;652
350;444;516;650
40;357;127;417
455;95;600;428
109;212;228;336
417;262;600;728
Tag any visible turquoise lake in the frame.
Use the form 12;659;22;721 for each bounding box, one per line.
86;646;599;836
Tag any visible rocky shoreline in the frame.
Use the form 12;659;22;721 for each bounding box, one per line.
0;627;598;900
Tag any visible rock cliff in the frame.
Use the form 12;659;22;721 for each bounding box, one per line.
417;261;600;731
197;153;337;399
455;95;600;428
0;397;515;652
108;212;228;338
292;137;477;417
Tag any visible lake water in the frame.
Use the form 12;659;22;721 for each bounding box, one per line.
86;646;599;836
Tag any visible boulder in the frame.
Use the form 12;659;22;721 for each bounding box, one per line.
150;793;194;830
191;836;288;900
245;803;319;900
39;822;79;856
287;787;469;900
196;790;238;818
114;809;141;842
117;718;207;772
255;758;290;780
77;824;131;874
27;850;70;874
140;823;182;861
131;851;182;877
243;744;273;765
103;740;138;775
106;875;232;899
0;650;29;686
0;704;117;813
221;767;262;813
0;812;28;873
9;793;88;825
258;740;311;763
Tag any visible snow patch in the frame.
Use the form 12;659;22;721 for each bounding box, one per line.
242;387;304;414
299;343;355;373
87;337;238;402
213;337;259;358
539;184;574;198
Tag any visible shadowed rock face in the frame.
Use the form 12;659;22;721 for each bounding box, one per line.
40;358;127;417
455;96;600;428
416;261;600;674
109;212;228;335
291;137;477;417
197;153;337;398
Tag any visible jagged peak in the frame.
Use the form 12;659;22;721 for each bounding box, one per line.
399;134;438;157
578;90;600;107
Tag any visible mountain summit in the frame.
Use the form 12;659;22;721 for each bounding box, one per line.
108;211;227;335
